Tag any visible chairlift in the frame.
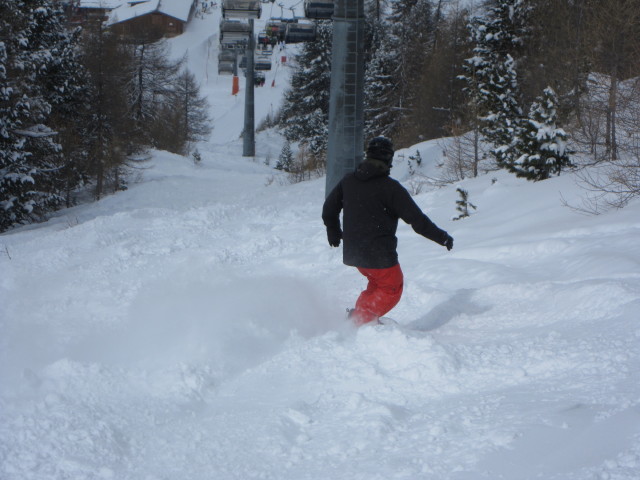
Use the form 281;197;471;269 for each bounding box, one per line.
266;17;299;42
257;31;270;47
265;22;284;42
284;22;316;43
255;57;272;71
304;0;333;19
222;0;261;19
265;20;282;40
218;60;235;75
218;50;236;62
221;42;247;50
219;19;252;45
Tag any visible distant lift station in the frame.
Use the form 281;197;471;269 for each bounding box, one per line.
304;0;334;20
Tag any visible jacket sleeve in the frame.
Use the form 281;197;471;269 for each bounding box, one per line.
322;180;343;236
391;183;448;245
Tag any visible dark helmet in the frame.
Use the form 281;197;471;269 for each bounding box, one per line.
366;136;394;163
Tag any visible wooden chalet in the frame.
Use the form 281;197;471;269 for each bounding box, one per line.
107;0;195;38
65;0;124;26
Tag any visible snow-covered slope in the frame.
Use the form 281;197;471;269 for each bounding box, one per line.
1;6;640;480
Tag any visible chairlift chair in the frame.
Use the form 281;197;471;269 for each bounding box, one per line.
219;19;252;45
221;41;248;50
304;0;333;19
284;22;316;43
257;31;270;47
267;17;299;40
265;20;283;42
218;61;235;75
218;50;236;62
254;57;272;71
222;0;261;19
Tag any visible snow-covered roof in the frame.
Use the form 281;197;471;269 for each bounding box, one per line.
158;0;194;22
78;0;125;9
107;0;193;25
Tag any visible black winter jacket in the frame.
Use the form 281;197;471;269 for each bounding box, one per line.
322;158;449;269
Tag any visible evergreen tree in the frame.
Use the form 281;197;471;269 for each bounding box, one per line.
276;140;293;172
514;87;570;180
0;1;27;231
407;149;422;176
463;0;530;172
279;20;332;158
415;2;472;140
385;0;436;145
44;16;92;208
453;187;476;220
0;0;85;231
364;17;399;140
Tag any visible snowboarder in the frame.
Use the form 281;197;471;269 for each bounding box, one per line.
322;136;454;326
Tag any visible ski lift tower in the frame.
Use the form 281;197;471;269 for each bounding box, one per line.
221;0;261;157
325;0;365;197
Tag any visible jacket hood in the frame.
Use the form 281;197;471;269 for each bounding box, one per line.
354;158;391;181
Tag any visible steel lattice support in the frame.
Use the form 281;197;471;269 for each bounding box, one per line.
243;18;256;157
325;0;365;196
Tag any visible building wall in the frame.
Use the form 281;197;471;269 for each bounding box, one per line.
111;13;185;38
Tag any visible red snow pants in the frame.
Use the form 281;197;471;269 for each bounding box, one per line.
352;264;404;326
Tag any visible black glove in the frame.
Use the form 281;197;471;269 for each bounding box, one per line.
327;228;342;247
442;233;454;251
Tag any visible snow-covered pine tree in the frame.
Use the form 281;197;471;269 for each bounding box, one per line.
1;2;29;229
463;0;530;173
364;16;399;140
279;20;332;159
276;140;293;172
42;11;92;208
514;87;570;181
0;0;85;231
453;187;476;220
385;0;436;145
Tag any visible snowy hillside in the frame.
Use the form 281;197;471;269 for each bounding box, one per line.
2;5;640;480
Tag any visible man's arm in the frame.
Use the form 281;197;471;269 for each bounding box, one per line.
392;183;452;248
322;181;343;247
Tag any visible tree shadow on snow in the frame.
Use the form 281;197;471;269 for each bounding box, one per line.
407;289;490;332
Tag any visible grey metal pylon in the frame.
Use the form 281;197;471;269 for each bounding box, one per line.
325;0;365;196
243;19;256;157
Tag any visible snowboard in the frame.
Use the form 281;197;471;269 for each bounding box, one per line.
377;317;399;326
347;309;400;327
